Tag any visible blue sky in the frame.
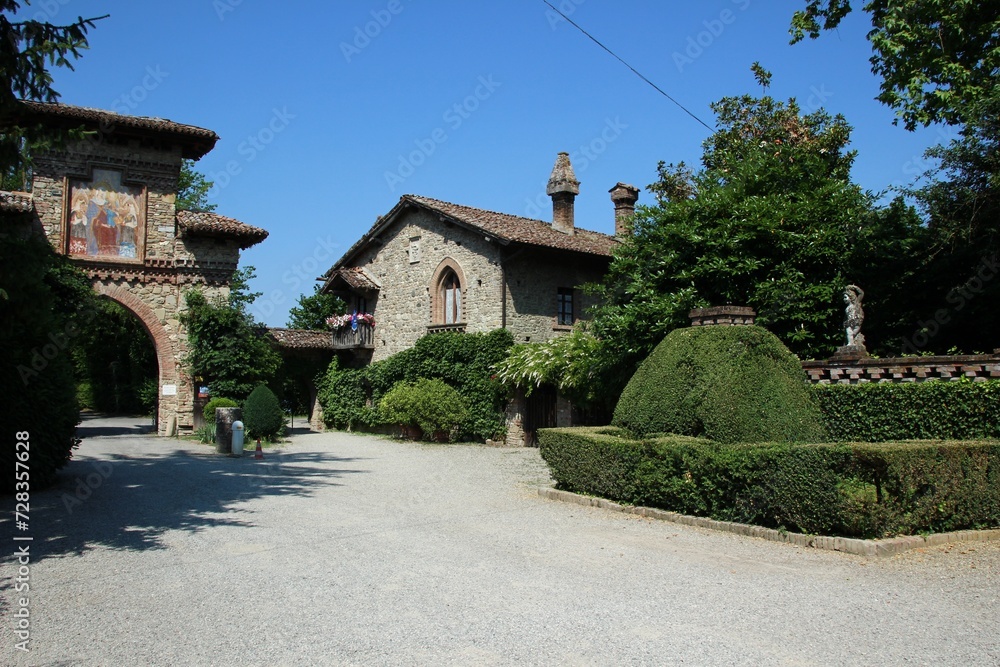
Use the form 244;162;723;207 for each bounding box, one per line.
40;0;946;326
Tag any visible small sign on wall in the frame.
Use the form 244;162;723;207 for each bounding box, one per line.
161;384;177;396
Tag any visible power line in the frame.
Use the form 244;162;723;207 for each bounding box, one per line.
541;0;715;132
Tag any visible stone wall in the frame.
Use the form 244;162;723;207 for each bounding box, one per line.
802;354;1000;384
355;207;504;361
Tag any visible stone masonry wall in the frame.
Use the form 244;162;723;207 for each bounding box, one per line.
503;250;605;344
357;207;505;362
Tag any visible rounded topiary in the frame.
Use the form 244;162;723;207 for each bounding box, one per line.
379;378;469;440
612;325;826;444
242;385;285;441
203;397;239;423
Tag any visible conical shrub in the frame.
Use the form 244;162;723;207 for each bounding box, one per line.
243;385;285;441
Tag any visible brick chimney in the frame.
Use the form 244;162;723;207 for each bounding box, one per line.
609;182;639;236
547;152;579;235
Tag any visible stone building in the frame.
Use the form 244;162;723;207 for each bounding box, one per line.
1;102;267;435
321;153;639;444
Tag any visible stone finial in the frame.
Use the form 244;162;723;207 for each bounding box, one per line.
688;306;756;327
547;152;579;235
609;182;639;236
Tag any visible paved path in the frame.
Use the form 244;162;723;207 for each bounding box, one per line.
3;415;999;666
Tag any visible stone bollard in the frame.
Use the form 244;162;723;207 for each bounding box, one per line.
215;407;242;455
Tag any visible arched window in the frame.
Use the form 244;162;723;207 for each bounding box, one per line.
431;258;466;326
440;269;462;324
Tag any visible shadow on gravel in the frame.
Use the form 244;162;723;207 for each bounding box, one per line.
76;414;157;439
0;444;368;564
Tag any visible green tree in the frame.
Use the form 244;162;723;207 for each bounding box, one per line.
0;3;106;490
182;266;281;401
790;1;1000;129
589;70;915;372
885;89;1000;354
175;158;216;212
286;284;345;330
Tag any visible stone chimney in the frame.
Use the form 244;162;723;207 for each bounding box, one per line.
547;152;579;235
609;182;639;236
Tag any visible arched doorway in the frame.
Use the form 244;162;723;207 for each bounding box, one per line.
91;283;186;435
73;296;159;425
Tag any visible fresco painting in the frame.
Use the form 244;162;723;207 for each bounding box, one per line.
68;168;145;259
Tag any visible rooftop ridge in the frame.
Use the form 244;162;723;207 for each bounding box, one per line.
403;193;615;239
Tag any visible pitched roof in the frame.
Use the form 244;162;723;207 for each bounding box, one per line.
328;194;619;274
176;210;268;249
327;267;381;292
12;101;219;159
266;328;336;350
0;191;33;214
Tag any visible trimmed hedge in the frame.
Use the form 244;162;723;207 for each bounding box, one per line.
814;380;1000;442
613;325;826;443
539;427;1000;539
317;329;513;441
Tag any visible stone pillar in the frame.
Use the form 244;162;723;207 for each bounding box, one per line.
215;407;242;455
309;383;324;432
504;390;527;447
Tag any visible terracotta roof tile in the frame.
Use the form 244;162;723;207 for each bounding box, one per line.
328;194;619;276
329;267;380;292
13;101;219;159
176;210;268;249
267;328;336;350
0;191;33;214
404;195;619;257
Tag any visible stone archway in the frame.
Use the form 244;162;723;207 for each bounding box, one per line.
4;101;269;436
92;282;185;435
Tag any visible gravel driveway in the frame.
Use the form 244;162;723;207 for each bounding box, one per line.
3;415;998;666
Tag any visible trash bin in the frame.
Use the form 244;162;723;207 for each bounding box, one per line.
232;420;244;457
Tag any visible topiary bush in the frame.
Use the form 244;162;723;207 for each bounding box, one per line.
242;385;285;441
612;325;826;443
379;378;469;441
203;397;239;423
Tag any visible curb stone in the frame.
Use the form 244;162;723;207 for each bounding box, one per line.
537;487;1000;557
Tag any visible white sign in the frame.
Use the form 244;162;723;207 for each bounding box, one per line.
161;384;177;396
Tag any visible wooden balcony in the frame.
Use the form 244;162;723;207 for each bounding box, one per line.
331;322;375;350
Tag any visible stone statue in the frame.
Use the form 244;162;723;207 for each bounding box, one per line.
844;285;865;348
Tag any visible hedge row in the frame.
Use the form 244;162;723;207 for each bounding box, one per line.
814;380;1000;442
538;427;1000;539
317;329;513;441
